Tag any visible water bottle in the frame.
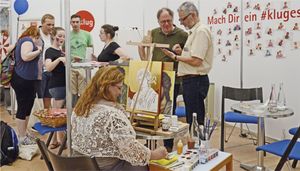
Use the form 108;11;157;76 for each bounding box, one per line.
190;113;199;143
199;143;208;164
277;82;287;110
268;84;278;113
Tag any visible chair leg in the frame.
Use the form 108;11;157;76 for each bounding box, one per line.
45;132;54;147
40;132;54;160
225;123;237;143
245;124;257;145
57;131;67;155
292;160;298;168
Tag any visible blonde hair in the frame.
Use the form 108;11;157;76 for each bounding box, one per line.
74;66;124;117
41;14;55;24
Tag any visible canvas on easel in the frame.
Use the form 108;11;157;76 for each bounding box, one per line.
117;66;129;108
160;70;175;116
127;60;162;114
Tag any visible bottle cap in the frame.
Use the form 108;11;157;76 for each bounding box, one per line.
193;113;197;116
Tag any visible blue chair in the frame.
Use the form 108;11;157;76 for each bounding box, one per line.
221;86;263;151
289;127;297;135
289;127;299;168
33;122;67;155
257;126;300;170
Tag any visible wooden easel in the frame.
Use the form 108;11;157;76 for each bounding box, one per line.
127;31;169;134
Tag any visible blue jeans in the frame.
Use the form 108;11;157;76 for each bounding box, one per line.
182;75;209;126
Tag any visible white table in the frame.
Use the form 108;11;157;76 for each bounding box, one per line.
231;103;294;171
149;151;233;171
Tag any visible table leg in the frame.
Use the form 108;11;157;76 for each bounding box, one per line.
226;156;233;171
240;117;269;171
85;68;92;83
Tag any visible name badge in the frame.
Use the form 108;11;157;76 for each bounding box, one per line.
183;47;189;52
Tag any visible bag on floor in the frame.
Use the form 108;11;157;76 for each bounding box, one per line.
1;46;16;86
0;121;19;166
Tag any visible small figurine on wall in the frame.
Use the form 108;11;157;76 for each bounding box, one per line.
246;39;251;46
235;43;239;49
293;23;299;30
246;2;250;9
213;9;217;15
256;23;261;30
225;40;231;46
253;3;261;10
284;32;290;39
223;8;227;14
267;28;272;35
245;27;252;35
217;29;222;35
276;50;284;58
278;39;284;46
278;22;284;30
283;1;288;9
217;39;221;45
234;35;239;41
218;48;222;54
227;2;232;8
256;43;262;50
256;32;261;39
222;55;227;62
234;24;241;31
228;49;232;56
265;50;271;57
268;40;273;47
265;2;271;10
294;42;299;49
249;49;254;56
233;6;238;12
228;28;232;35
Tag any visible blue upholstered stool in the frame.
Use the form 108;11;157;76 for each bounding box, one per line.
33;122;67;155
175;106;186;117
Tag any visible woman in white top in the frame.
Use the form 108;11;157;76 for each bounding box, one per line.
71;66;167;171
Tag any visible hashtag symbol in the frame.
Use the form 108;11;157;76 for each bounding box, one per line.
261;11;266;20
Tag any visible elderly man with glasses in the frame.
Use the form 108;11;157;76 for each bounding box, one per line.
162;2;213;128
138;7;188;152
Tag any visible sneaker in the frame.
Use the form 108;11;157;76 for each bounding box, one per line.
20;135;36;145
26;133;36;141
31;126;38;133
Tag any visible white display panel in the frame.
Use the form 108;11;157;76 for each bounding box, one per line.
9;0;300;140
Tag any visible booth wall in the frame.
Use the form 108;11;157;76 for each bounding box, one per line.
10;0;300;140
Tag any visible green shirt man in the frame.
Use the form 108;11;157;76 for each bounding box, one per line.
70;30;93;61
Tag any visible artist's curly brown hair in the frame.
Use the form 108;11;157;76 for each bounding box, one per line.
74;66;124;117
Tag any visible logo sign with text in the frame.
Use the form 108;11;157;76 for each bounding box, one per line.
76;10;95;32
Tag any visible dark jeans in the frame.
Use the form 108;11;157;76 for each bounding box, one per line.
182;75;209;126
163;83;181;150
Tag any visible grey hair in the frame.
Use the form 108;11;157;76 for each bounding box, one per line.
177;1;199;16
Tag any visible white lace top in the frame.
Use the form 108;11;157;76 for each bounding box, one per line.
71;104;151;166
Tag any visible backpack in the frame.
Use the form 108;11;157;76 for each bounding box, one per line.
0;121;19;166
1;46;16;86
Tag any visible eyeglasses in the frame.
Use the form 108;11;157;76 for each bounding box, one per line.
178;13;191;22
159;19;172;24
